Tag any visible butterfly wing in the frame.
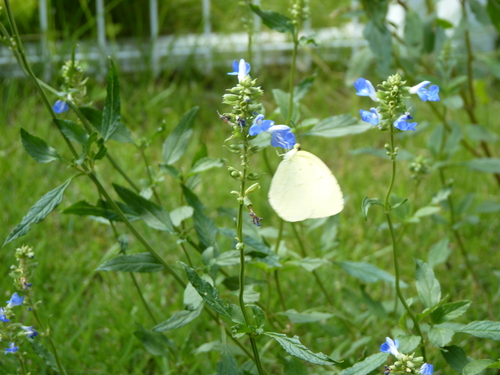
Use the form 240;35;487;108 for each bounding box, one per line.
268;150;344;222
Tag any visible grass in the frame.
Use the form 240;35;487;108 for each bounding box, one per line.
0;57;500;374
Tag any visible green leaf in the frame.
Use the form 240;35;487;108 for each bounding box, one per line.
363;20;391;76
397;335;421;353
249;4;295;34
338;261;406;286
262;332;339;366
431;300;472;324
134;326;175;357
284;356;308;375
162;107;199;164
466;158;500;173
79;106;133;143
465;124;499;143
443;95;464;109
4;177;74;245
20;128;62;163
170;206;194;227
412;206;441;219
30;340;60;372
276;309;334;324
436;18;454;28
427;237;451;268
55;119;89;144
460;321;500;340
287;257;329;272
113;184;174;233
475;201;500;213
294;75;316;103
217;350;242;375
188;157;225;176
182;184;218;250
361;197;384;220
488;361;500;369
159;163;181;179
62;199;138;221
96;253;163;273
101;60;121;142
404;11;423;56
463;359;496;375
248;304;266;329
153;304;203;332
306;114;371;138
272;89;300;124
469;0;492;25
487;0;500;34
181;263;232;319
415;259;441;308
428;327;455;347
442;345;471;373
339;352;389;375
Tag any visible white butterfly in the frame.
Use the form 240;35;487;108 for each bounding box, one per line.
268;145;344;222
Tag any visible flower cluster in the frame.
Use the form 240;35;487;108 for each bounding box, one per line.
354;75;440;132
1;246;39;356
380;337;434;375
52;58;89;114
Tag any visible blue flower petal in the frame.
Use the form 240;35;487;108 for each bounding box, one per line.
354;78;379;101
268;125;296;149
249;115;274;136
21;326;38;339
53;100;69;114
380;337;400;357
420;363;434;375
228;59;251;82
6;293;24;308
427;85;440;101
0;307;9;322
360;108;380;125
4;343;18;355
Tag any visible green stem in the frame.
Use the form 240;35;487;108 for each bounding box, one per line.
384;125;426;361
291;223;335;306
273;220;287;311
139;147;163;205
285;32;299;125
17;356;27;375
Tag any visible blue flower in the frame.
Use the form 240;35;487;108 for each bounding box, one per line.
6;293;24;308
380;337;400;357
249;114;274;136
393;112;417;131
0;307;9;322
21;326;38;339
354;78;379;101
420;363;434;375
409;81;440;102
268;125;296;149
228;59;251;82
359;108;380;125
53;100;69;113
4;343;18;355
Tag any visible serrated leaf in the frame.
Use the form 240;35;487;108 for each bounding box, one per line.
276;309;334;324
79;106;132;143
55;119;89;144
217;350;242;375
181;263;231;319
263;332;339;365
430;300;471;324
113;184;174;233
415;259;441;308
96;253;163;272
188;157;225;176
162;107;199;165
153;304;203;332
273;89;300;124
20;128;62;163
248;304;266;329
442;345;471;373
460;321;500;340
134;326;175;357
62;200;121;221
4;177;74;245
339;352;389;375
428;327;455;347
463;359;496;375
30;340;60;372
466;158;500;173
306;114;371;138
249;4;295;34
101;60;121;142
338;261;406;286
361;197;384;220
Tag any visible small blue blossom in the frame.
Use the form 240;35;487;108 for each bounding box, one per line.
268;125;296;149
354;78;379;101
4;343;18;355
53;100;69;113
228;59;251;82
6;293;24;308
359;108;380;126
420;363;434;375
0;307;9;322
21;326;38;339
249;114;274;136
380;337;400;357
394;112;417;131
409;81;440;102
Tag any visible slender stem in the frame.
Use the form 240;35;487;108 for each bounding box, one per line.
130;272;159;324
17;356;27;375
139;147;163;205
274;270;287;311
384;124;426;360
285;32;299;125
291;223;335;306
